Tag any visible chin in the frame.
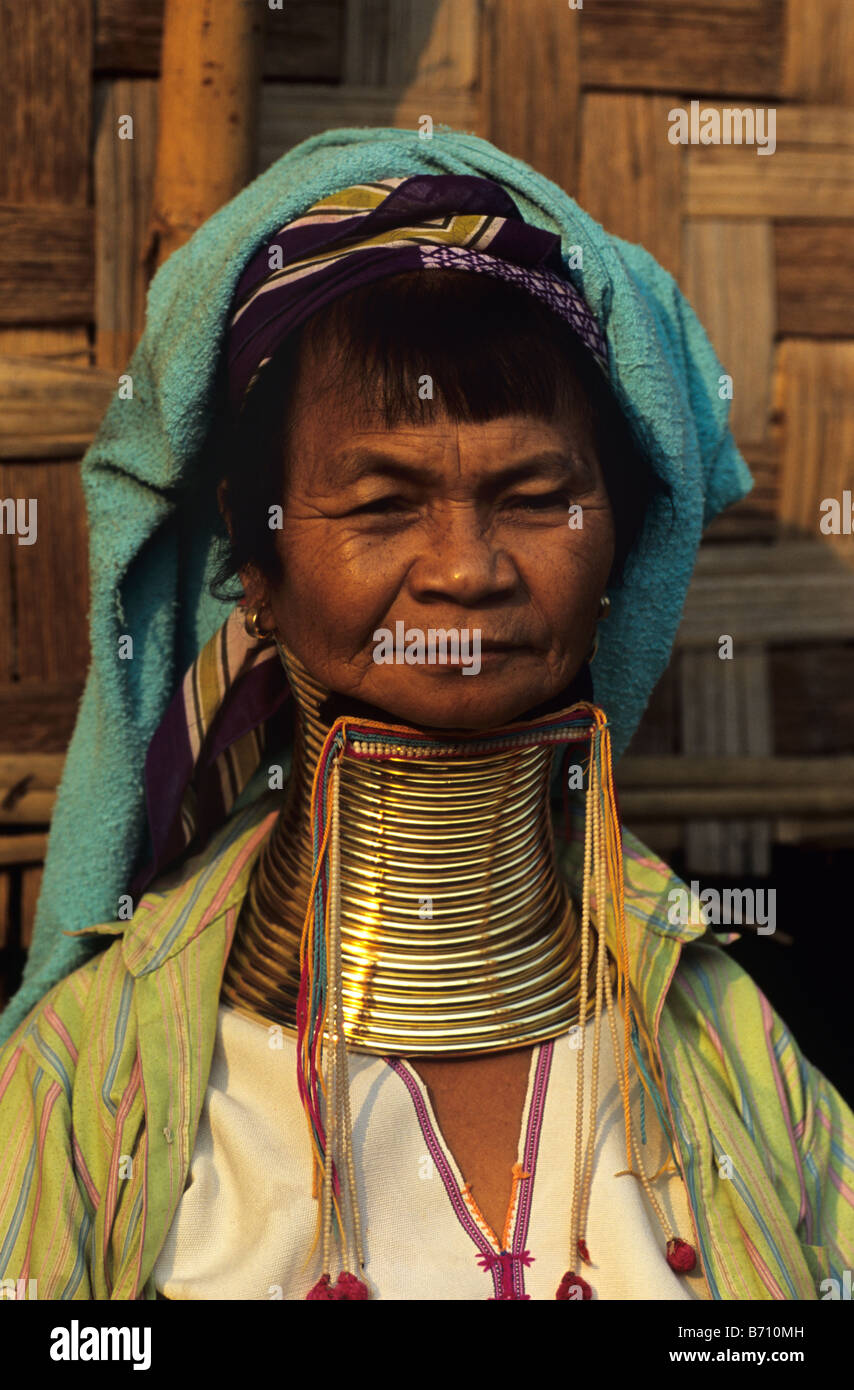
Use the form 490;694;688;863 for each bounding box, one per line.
360;668;550;732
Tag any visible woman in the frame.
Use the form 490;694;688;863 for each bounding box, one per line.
0;132;851;1302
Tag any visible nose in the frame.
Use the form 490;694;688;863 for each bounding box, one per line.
407;503;518;607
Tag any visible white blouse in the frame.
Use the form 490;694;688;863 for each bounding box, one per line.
153;1003;711;1300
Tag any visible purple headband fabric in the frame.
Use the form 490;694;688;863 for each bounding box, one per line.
225;173;608;415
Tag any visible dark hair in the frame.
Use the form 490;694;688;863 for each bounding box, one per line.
208;269;672;601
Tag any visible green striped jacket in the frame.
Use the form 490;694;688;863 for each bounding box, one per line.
1;791;852;1300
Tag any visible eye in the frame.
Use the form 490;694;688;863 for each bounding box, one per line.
350;495;414;515
503;490;567;511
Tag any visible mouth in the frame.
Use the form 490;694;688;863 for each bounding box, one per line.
421;642;536;674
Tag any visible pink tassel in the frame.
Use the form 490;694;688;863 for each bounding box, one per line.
306;1271;369;1301
334;1271;369;1300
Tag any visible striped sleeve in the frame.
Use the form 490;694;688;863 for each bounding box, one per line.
659;932;854;1298
768;1000;854;1286
0;959;101;1300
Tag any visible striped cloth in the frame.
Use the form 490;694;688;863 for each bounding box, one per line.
0;782;852;1299
226;174;608;415
127;605;289;901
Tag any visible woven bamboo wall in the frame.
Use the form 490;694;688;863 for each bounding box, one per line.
1;0;853;1005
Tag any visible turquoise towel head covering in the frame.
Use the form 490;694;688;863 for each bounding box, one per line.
0;125;753;1045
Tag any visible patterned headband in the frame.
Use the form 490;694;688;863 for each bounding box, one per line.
226;173;608;415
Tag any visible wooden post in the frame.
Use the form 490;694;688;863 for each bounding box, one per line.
144;0;262;277
479;0;581;196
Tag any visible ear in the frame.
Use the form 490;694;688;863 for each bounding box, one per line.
238;563;273;622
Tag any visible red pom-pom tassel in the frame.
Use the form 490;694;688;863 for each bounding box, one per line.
306;1273;335;1300
333;1271;369;1300
306;1271;369;1300
665;1238;696;1273
556;1270;593;1300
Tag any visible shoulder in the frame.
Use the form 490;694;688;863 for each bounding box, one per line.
1;792;277;1100
664;912;854;1227
558;809;853;1157
668;929;854;1264
669;928;851;1127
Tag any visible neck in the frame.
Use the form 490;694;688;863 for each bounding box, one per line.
221;642;605;1055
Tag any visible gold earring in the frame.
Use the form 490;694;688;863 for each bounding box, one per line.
599;594;611;620
244;605;273;640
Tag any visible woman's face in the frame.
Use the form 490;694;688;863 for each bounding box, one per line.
240;336;616;730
